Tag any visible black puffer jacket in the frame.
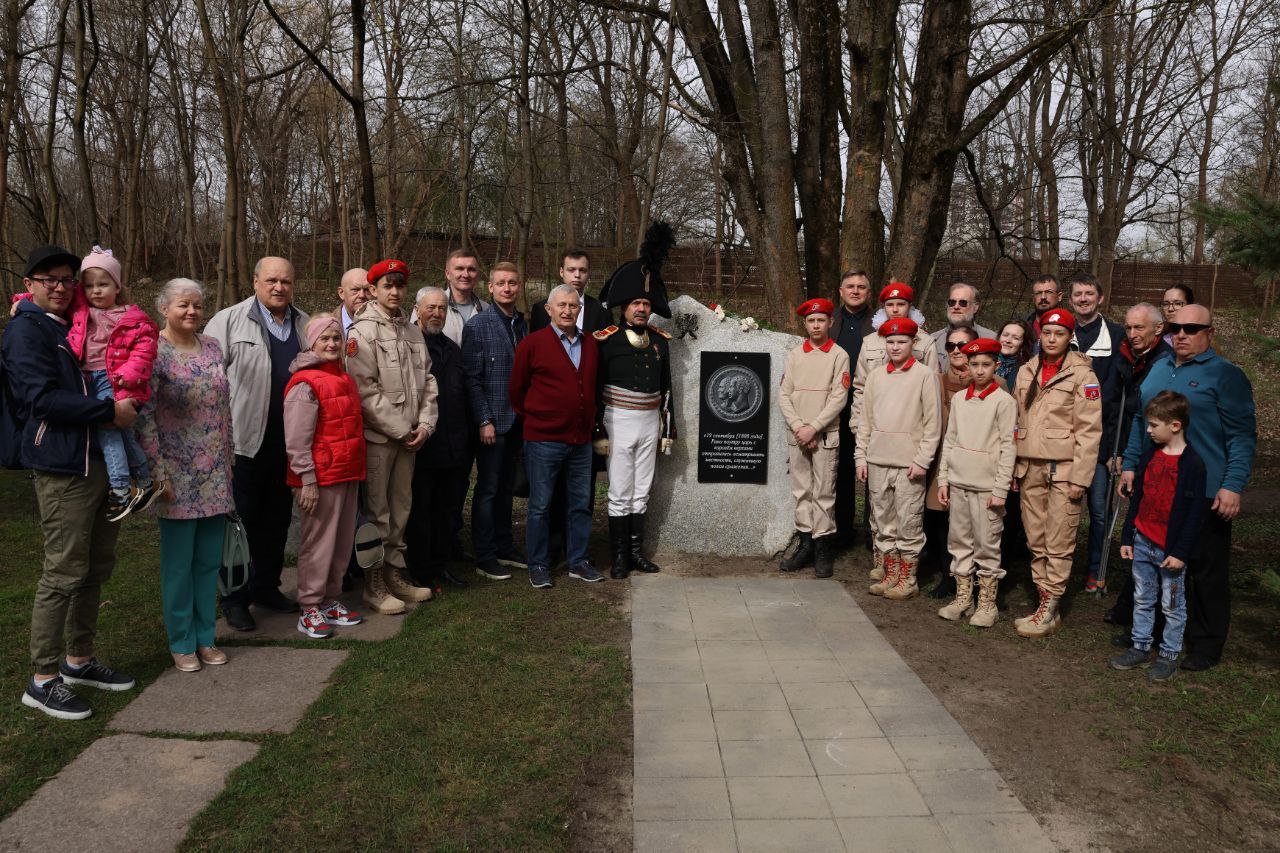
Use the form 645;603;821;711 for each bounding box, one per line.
419;329;471;468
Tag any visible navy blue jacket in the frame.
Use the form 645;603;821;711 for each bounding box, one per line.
1121;443;1208;564
2;299;114;474
461;305;526;435
1074;315;1126;464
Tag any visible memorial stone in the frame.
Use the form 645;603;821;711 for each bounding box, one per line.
648;296;803;557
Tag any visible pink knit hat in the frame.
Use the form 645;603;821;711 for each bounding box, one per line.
79;245;122;287
304;315;341;350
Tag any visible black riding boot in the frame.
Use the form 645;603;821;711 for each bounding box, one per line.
628;513;661;573
609;515;632;579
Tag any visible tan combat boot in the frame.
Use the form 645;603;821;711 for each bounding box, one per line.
1015;587;1061;638
385;566;433;603
937;574;974;621
968;575;1000;628
869;551;899;596
869;548;885;582
363;564;407;615
883;553;919;601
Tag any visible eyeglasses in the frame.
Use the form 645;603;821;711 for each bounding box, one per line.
1166;322;1212;336
944;340;972;351
946;299;970;308
1161;300;1187;310
29;276;78;290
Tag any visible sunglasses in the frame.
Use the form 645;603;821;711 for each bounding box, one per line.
1166;322;1212;336
946;299;970;308
944;340;972;351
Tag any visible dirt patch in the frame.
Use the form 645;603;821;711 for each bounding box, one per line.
657;547;1280;853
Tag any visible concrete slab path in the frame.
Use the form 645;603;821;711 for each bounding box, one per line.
215;566;415;643
108;646;348;735
631;575;1052;853
0;734;259;853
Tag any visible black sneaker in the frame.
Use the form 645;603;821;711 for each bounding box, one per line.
529;565;554;589
129;481;162;514
496;548;528;569
1109;647;1151;671
253;588;299;613
22;676;91;720
569;562;604;583
59;657;135;691
222;603;257;631
476;559;513;581
106;490;134;522
1148;657;1179;682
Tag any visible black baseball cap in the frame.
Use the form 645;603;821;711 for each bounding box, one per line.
23;245;81;278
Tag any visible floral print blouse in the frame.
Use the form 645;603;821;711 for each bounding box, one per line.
136;334;235;520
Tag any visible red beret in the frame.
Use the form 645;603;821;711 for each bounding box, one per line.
1040;309;1075;331
367;258;410;285
879;282;914;303
961;338;1001;356
796;297;835;318
879;318;918;338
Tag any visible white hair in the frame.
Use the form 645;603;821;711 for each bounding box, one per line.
155;277;204;314
1127;302;1163;326
548;283;580;303
416;285;446;305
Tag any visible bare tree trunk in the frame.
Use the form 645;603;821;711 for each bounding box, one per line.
71;0;101;243
513;0;535;282
0;0;27;294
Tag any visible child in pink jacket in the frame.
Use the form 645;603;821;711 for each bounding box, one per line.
68;247;161;519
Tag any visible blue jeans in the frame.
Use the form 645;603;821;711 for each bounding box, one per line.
472;429;522;563
525;440;592;571
1130;532;1188;661
88;369;149;493
1085;462;1110;578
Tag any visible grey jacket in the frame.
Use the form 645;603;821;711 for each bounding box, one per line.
443;290;489;347
205;295;310;457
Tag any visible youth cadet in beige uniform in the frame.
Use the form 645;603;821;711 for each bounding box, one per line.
856;318;941;600
778;298;851;579
936;338;1018;627
1014;308;1102;637
346;259;439;614
851;282;937;418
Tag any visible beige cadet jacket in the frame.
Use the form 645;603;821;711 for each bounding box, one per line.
937;384;1018;499
1013;350;1102;488
851;329;937;430
855;358;941;470
346;301;440;443
779;340;851;448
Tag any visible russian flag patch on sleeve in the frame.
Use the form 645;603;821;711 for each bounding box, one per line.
1083;383;1100;400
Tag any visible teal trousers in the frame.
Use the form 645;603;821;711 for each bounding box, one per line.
158;516;225;654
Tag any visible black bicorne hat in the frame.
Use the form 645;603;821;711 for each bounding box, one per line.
599;221;675;318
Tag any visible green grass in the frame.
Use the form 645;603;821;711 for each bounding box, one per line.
0;470;630;849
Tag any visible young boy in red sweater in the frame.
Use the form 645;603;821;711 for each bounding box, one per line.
1109;391;1206;682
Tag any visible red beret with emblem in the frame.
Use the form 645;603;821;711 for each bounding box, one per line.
961;338;1001;356
367;258;410;285
796;297;835;318
879;317;918;338
1040;309;1075;331
879;282;914;303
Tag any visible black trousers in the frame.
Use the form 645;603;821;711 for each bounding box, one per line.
834;416;860;546
225;440;293;607
1185;511;1233;663
405;461;469;585
1000;490;1031;565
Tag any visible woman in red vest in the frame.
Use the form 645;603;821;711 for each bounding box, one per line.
284;315;368;638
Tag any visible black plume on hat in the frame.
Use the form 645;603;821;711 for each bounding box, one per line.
599;221;675;318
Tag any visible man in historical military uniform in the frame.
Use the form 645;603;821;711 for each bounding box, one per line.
594;222;677;579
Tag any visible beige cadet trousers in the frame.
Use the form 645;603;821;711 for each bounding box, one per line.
947;486;1006;579
1018;459;1082;596
364;442;416;571
790;442;838;537
868;463;925;556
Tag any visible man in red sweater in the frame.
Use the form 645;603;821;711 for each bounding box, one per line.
509;284;602;588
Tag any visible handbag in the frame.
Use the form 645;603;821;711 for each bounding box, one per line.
219;512;252;596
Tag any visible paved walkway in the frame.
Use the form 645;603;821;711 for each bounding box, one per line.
632;574;1052;853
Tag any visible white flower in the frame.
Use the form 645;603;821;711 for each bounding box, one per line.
740;316;759;332
712;304;726;322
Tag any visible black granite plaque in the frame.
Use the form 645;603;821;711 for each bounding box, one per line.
698;351;769;484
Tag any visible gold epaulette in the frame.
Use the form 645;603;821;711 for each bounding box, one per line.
651;326;672;339
594;325;620;340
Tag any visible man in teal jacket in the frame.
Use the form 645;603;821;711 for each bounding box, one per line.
1121;304;1256;671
